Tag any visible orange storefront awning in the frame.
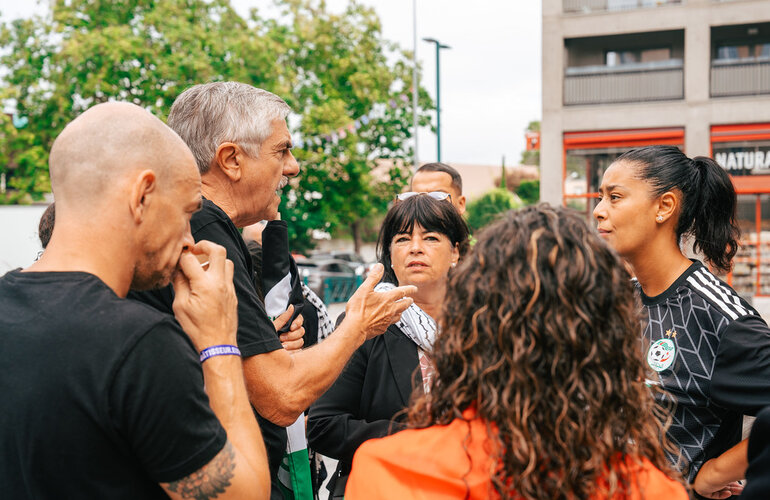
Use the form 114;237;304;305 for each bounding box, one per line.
711;123;770;144
564;127;685;150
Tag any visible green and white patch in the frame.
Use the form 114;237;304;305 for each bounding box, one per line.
647;338;676;372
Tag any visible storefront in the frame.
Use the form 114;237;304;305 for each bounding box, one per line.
711;123;770;297
562;127;685;218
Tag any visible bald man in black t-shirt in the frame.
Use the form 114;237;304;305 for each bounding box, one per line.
0;102;270;499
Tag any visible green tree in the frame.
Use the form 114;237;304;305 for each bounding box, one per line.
277;0;432;252
466;188;522;232
0;0;291;203
0;112;50;203
516;179;540;205
1;0;432;254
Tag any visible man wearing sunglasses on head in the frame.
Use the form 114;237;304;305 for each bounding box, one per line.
408;162;466;215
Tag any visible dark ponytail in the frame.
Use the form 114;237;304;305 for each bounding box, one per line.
616;145;739;273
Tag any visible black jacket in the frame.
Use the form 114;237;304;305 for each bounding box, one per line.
307;323;422;490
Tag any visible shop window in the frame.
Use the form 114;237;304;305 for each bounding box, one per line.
711;124;770;297
725;195;770;297
564;148;625;218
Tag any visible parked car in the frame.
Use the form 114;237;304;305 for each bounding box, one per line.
296;258;362;303
309;250;373;278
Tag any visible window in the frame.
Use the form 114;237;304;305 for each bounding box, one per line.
606;47;671;66
715;42;770;62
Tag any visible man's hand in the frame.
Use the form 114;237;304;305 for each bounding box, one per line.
273;305;305;352
343;263;416;341
172;241;238;352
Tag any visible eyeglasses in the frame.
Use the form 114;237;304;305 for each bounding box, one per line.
396;191;452;202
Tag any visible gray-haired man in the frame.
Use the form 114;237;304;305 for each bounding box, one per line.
132;82;415;497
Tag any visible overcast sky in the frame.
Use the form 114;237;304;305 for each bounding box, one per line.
1;0;542;166
350;0;543;167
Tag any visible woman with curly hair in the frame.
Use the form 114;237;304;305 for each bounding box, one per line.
344;204;686;499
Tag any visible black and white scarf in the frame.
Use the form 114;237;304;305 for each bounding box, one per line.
301;283;334;341
374;281;437;352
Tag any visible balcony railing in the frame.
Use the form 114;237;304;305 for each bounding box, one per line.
564;60;684;105
563;0;681;14
711;60;770;97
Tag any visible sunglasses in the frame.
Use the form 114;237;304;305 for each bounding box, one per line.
396;191;452;202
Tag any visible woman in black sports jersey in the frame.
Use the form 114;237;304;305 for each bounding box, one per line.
594;145;770;499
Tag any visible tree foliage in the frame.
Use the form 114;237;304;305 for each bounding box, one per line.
516;179;540;205
0;0;431;252
466;188;522;232
276;1;432;251
1;0;289;202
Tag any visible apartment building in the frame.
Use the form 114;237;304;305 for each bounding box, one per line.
542;0;770;300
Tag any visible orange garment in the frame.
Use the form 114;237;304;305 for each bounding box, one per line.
345;414;687;500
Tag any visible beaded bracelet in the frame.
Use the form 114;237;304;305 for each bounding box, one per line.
199;344;241;363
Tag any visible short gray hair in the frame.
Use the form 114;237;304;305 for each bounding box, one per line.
168;82;291;174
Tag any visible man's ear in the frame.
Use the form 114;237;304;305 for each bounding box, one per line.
128;170;157;224
213;142;243;182
456;195;467;216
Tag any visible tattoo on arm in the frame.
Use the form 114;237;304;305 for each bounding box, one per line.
165;440;236;500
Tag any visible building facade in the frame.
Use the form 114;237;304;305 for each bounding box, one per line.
542;0;770;299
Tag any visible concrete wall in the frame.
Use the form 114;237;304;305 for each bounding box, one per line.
541;0;770;206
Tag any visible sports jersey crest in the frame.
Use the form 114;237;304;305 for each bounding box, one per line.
647;338;676;372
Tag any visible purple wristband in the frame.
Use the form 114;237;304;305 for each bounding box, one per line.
199;344;241;363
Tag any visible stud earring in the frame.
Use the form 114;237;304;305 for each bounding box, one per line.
451;262;457;268
656;215;663;222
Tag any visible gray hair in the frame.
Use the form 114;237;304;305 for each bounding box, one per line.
167;82;291;174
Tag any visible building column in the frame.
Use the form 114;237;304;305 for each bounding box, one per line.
683;5;711;156
541;0;564;206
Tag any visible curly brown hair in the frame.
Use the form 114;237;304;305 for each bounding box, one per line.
409;204;680;499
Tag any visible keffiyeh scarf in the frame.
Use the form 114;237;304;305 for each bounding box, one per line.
374;281;437;353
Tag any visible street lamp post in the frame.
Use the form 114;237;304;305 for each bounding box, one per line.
412;0;419;171
422;37;450;162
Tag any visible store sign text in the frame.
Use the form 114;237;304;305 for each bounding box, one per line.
715;150;770;173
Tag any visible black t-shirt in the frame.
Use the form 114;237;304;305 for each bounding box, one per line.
639;261;770;482
131;199;287;492
0;270;226;499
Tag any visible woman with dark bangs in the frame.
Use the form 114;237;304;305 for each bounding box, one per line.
345;204;686;499
307;194;469;499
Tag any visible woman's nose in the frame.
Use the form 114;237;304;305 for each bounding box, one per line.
593;200;605;221
408;239;424;253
